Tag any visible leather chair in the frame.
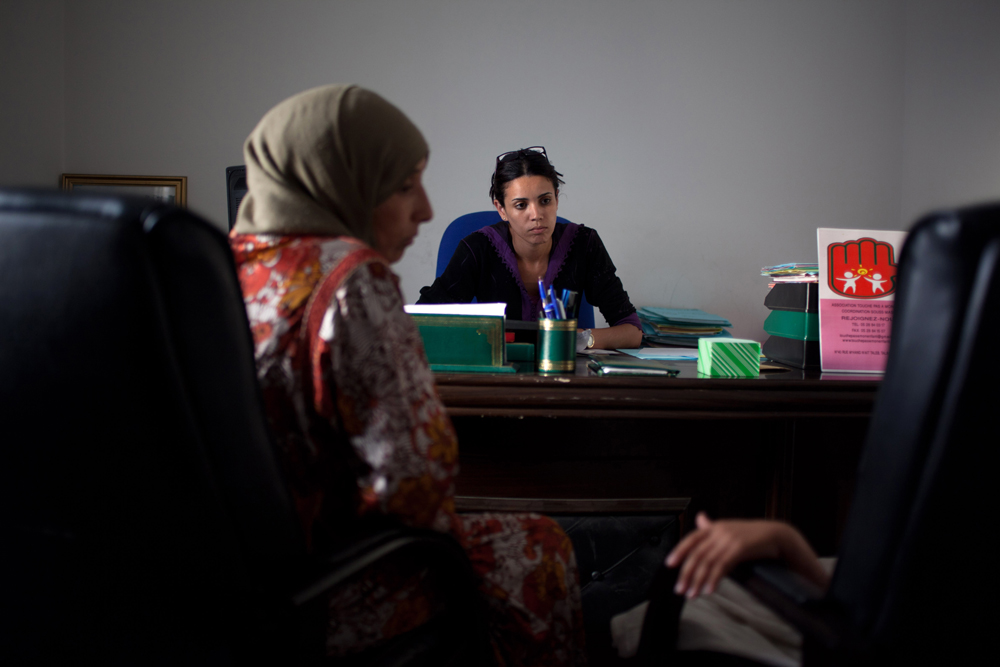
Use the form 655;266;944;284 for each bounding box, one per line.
0;189;491;665
640;203;1000;665
434;210;597;329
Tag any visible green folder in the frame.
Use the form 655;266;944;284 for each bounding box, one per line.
427;363;516;373
763;310;819;341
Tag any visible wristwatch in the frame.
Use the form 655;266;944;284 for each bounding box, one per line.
584;329;595;349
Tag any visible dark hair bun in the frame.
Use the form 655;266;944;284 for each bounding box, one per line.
490;149;565;206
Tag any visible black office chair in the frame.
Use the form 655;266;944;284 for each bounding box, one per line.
0;189;491;665
639;203;1000;665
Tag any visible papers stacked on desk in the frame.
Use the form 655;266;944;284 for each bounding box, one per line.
637;307;733;348
404;303;514;373
405;302;507;317
761;263;818;288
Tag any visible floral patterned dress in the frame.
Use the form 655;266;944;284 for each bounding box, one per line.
230;233;587;665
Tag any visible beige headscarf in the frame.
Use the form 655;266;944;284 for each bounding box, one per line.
233;84;429;246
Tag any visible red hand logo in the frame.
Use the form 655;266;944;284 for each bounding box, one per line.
827;237;897;298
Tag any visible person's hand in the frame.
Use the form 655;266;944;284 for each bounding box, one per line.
665;513;788;598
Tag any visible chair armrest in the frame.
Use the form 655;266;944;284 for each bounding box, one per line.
291;525;475;606
731;560;846;652
282;523;493;666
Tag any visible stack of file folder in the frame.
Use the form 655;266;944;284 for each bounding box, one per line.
637;307;733;348
761;283;819;368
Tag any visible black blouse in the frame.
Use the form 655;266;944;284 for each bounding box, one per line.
417;221;641;327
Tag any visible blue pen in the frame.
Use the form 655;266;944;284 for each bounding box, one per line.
549;286;565;319
538;278;555;319
539;279;558;318
564;290;579;318
549;285;565;319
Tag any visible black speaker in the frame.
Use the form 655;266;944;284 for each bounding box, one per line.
226;166;247;230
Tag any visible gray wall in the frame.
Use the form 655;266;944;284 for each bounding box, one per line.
0;0;65;186
3;1;998;339
900;0;1000;223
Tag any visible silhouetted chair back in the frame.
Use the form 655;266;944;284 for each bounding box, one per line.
435;211;596;328
0;190;302;663
0;190;489;665
825;204;999;663
688;206;1000;666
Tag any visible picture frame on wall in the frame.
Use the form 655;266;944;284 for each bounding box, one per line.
60;174;187;206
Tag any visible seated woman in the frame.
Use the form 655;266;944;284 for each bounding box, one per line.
417;146;643;351
668;513;829;601
230;85;585;665
668;515;830;665
612;513;829;664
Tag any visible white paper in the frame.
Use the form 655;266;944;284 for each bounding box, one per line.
404;302;507;318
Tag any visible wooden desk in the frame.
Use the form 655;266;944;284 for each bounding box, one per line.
438;359;880;554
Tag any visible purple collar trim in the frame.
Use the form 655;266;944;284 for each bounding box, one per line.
479;222;581;321
545;222;580;287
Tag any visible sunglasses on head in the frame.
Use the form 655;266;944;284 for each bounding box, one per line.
496;146;547;166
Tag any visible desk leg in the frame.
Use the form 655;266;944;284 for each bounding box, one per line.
764;420;795;521
787;417;867;555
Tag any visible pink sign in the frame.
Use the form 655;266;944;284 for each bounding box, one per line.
817;229;907;373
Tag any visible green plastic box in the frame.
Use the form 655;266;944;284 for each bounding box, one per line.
697;338;761;377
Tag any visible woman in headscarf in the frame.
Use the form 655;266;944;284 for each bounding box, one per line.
230;85;586;665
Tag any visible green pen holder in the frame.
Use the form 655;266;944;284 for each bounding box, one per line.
537;318;577;373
